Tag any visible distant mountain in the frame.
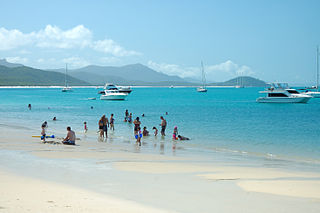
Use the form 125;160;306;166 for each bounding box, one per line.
0;59;24;68
0;65;89;86
208;76;267;87
68;63;191;85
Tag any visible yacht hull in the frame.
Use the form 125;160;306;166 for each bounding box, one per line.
100;94;127;100
304;91;320;98
256;97;311;103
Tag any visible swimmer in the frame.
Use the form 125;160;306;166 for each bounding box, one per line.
28;104;31;110
53;117;56;121
178;135;189;140
90;106;93;109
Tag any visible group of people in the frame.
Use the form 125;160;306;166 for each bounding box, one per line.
41;121;76;145
130;112;189;146
98;114;115;138
40;109;189;147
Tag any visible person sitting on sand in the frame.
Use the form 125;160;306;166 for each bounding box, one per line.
142;126;149;136
178;135;189;140
62;126;76;145
152;127;158;136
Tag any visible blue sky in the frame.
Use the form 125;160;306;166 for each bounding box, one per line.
0;0;319;84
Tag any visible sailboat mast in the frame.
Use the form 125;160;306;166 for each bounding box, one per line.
317;46;319;91
201;61;206;88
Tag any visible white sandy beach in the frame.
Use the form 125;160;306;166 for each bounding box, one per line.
1;126;320;213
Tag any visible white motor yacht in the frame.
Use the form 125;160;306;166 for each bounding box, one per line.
257;83;312;103
100;84;128;100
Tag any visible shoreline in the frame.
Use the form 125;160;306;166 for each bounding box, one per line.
1;125;320;212
0;85;241;89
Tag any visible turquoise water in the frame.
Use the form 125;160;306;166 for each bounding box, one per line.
1;87;320;163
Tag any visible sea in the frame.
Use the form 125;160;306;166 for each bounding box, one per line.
0;87;320;169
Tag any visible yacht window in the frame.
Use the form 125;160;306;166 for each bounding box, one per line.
268;93;288;97
287;90;299;94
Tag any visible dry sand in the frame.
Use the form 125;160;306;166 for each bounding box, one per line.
0;170;175;213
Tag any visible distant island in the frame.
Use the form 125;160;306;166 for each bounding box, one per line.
0;59;267;87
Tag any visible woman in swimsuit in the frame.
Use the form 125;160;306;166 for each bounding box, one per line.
133;117;141;136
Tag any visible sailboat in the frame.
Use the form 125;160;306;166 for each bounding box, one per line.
197;61;207;92
304;46;320;98
61;64;72;92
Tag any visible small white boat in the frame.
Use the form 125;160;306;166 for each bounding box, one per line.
61;64;72;92
197;61;207;92
197;87;207;92
257;83;312;103
118;86;132;94
100;84;128;100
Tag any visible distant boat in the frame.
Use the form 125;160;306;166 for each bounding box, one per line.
98;84;132;94
256;83;312;103
197;61;207;92
100;83;128;100
61;64;72;92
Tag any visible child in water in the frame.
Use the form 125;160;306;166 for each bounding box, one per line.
135;127;142;146
143;126;149;136
84;121;88;133
173;126;178;140
152;127;158;136
41;123;46;142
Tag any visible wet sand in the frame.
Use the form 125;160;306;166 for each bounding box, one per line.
0;126;320;212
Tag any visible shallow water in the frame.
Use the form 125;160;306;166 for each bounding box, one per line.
0;87;320;164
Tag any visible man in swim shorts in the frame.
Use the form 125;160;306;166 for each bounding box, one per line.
160;116;167;136
62;126;76;145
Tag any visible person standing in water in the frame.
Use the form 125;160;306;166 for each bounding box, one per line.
41;123;46;142
98;116;104;138
133;117;141;136
110;114;115;131
124;109;129;122
84;121;88;133
160;116;167;136
28;104;31;110
103;115;109;138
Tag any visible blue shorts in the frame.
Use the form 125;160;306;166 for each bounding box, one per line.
63;140;75;145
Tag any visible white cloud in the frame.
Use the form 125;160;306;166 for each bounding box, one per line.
62;57;90;68
148;60;254;82
6;56;28;64
0;25;138;57
35;25;92;49
93;39;140;57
